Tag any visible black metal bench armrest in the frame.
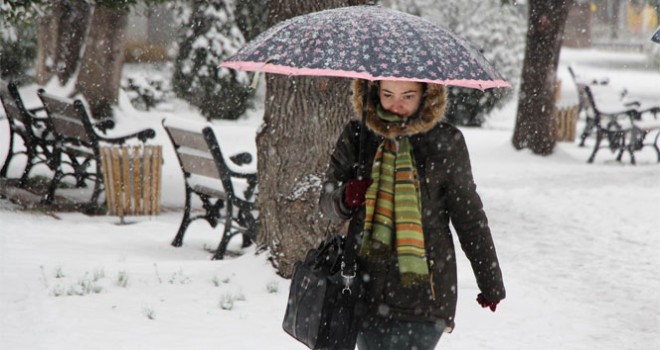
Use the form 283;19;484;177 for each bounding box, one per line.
93;118;115;134
98;128;156;144
600;108;639;119
228;171;257;181
27;106;46;114
623;101;641;109
229;152;252;166
638;106;660;117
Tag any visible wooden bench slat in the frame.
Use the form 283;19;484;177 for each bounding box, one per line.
167;127;211;152
179;153;221;180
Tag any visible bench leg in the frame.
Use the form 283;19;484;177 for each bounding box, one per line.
238;206;259;248
85;162;104;214
213;201;235;260
41;148;63;204
171;188;192;247
42;168;63;205
0;131;16;178
71;157;90;188
18;147;41;188
578;118;594;147
241;235;253;248
587;130;603;163
0;153;12;178
653;131;660;163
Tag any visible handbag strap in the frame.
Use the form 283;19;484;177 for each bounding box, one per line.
339;80;370;293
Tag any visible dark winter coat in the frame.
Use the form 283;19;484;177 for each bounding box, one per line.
319;80;506;332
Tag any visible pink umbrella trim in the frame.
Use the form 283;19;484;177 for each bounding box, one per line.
221;61;511;90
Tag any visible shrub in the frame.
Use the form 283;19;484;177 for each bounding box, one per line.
171;0;251;120
0;19;37;83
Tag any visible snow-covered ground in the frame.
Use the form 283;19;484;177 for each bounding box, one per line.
1;47;659;350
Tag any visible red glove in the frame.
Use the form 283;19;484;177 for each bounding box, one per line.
343;178;373;208
477;293;500;312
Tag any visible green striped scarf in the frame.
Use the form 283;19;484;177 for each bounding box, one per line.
359;107;429;287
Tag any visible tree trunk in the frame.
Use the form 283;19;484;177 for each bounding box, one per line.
36;0;91;85
257;0;369;277
36;14;57;85
74;6;129;119
512;0;572;155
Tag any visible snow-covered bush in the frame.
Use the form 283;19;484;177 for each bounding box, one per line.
171;0;251;120
0;19;37;83
121;73;174;111
414;1;527;126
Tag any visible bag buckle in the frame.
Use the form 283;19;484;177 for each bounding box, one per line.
341;262;356;295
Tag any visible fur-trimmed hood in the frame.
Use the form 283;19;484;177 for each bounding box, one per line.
351;79;447;139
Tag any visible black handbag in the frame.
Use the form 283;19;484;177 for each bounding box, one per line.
282;230;362;350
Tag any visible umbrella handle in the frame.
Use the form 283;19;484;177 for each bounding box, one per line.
248;55;281;89
357;79;369;179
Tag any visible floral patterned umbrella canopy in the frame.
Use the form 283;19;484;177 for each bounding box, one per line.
221;5;510;90
652;26;660;44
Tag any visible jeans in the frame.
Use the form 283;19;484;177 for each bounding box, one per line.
356;318;444;350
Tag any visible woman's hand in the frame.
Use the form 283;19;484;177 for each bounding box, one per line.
476;293;500;312
343;178;373;208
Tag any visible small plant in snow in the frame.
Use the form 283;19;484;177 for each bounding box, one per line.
153;263;163;284
234;290;246;302
266;280;279;294
211;275;222;287
219;293;235;310
93;268;105;282
168;269;191;285
54;266;65;279
66;277;102;296
116;271;129;288
51;284;65;297
143;306;156;320
39;265;49;288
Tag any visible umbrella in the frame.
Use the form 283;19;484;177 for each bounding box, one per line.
221;5;509;90
652;25;660;44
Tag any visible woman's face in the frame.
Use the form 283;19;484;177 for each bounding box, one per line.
378;80;423;118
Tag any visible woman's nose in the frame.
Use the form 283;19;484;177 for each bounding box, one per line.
392;103;405;113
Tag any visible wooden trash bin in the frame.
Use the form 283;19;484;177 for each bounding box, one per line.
100;145;162;221
555;105;579;142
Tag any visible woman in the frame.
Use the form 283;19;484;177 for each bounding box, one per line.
319;79;506;350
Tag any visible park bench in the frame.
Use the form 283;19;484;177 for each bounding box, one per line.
582;85;660;164
162;119;258;260
0;82;55;187
566;66;642;147
37;89;156;213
